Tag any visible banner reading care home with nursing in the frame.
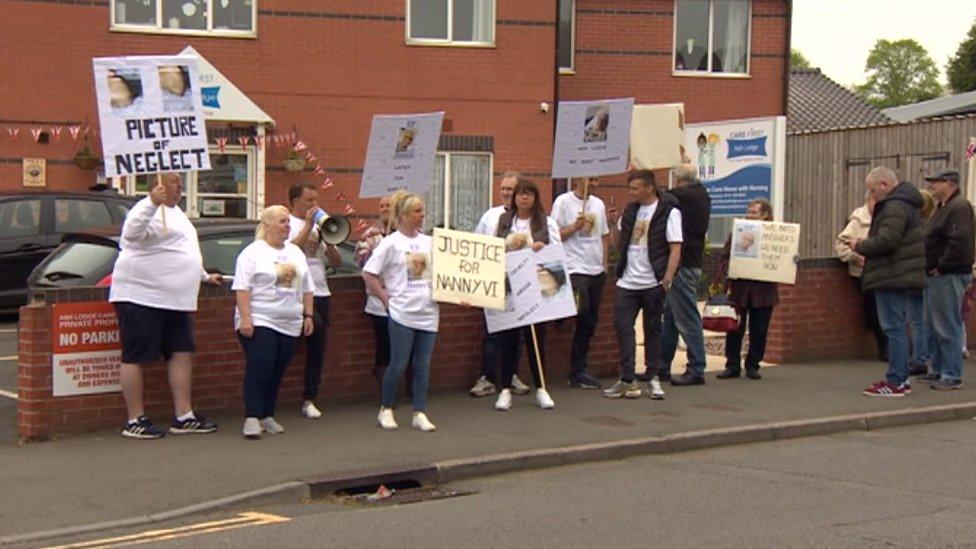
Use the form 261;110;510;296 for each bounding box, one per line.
552;98;634;179
359;112;444;198
684;117;785;217
93;54;211;178
51;302;122;397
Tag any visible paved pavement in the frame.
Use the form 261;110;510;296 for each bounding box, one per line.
0;314;18;445
51;421;976;548
1;359;975;543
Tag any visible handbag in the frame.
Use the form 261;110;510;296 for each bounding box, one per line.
702;292;739;333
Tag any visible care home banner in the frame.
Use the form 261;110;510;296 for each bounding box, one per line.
551;98;634;179
684;117;784;217
359;112;444;198
93;54;211;178
485;245;577;334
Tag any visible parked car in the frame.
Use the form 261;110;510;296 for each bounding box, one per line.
0;190;136;309
28;219;361;293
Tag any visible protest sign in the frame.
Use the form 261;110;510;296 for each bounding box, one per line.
485;245;577;333
359;112;444;198
630;103;685;170
551;98;634;179
728;219;800;284
51;302;122;396
93;54;211;178
432;228;506;310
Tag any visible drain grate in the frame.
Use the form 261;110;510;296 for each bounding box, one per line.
329;482;473;507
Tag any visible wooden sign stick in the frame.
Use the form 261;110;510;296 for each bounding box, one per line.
156;173;168;234
529;324;546;391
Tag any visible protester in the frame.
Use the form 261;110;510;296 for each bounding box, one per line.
492;177;561;411
110;173;220;439
716;198;778;380
356;191;399;387
469;172;531;398
836;187;887;361
287;182;341;419
849;167;925;397
604;169;681;399
658;163;711;385
907;189;937;376
234;205;315;438
363;193;439;431
920;169;975;390
552;176;610;389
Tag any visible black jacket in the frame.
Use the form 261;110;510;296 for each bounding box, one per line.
616;193;680;282
855;181;926;291
667;183;710;269
924;188;976;274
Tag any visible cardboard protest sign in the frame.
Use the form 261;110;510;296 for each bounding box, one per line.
485;245;577;333
93;55;211;178
630;103;685;170
728;219;800;284
551;98;634;178
431;228;506;310
51;302;122;396
359;112;444;198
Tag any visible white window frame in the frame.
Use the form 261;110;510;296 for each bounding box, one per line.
406;0;496;48
558;0;576;74
428;151;493;231
672;0;752;78
110;0;258;39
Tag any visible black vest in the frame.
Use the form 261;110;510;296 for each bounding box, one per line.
616;193;679;281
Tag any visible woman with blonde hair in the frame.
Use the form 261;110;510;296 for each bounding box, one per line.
233;205;315;438
363;192;439;432
837;188;887;361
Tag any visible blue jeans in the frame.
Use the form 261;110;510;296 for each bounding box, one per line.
875;290;921;386
926;274;971;381
382;318;435;411
660;267;707;378
239;327;298;418
908;288;929;367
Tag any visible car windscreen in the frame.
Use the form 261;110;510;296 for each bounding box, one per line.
200;233;253;275
34;242;119;284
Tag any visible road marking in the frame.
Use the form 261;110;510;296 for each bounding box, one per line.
0;328;15;333
42;512;290;548
0;389;17;400
0;355;17;361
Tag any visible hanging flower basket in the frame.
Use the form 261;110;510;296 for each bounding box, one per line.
283;151;305;172
73;144;101;170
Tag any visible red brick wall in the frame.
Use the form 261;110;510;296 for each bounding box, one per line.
18;277;622;440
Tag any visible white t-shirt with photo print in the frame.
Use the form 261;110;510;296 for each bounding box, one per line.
232;239;316;337
289;214;331;297
616;202;683;290
551;191;610;276
363;231;439;332
500;215;562;251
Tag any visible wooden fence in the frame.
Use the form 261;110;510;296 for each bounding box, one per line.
786;114;976;259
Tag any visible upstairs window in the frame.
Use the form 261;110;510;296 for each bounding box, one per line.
674;0;750;75
111;0;256;37
558;0;575;72
408;0;494;45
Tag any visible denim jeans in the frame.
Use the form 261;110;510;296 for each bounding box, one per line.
382;318;435;411
926;274;971;381
660;267;707;378
570;273;606;375
239;327;298;418
614;285;665;381
908;288;929;367
875;290;919;386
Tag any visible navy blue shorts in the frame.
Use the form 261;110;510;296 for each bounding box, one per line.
113;302;196;364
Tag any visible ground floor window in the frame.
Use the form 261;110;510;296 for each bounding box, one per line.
424;152;492;232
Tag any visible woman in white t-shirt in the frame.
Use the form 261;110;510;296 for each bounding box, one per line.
362;193;439;432
233;205;315;439
492;177;561;412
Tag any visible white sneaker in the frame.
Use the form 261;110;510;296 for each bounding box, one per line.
469;375;497;397
242;417;262;438
302;401;322;419
649;376;666;400
412;412;436;432
536;388;555;410
495;388;512;411
511;375;531;395
378;407;398;430
259;417;285;434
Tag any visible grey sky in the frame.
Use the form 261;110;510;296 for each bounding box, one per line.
791;0;976;88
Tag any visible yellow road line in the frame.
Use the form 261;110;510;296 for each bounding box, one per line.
43;512;290;549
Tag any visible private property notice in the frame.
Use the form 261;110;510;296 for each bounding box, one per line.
51;302;122;396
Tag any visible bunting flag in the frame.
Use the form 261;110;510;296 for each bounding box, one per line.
29;127;43;142
6;127;19;140
68;125;81;140
293;140;307;152
313;164;325;175
357;219;371;231
50;125;63;140
321;178;334;189
336;191;347;202
305;152;317;163
237;135;250;148
343;204;356;215
967;139;976;161
216;136;228;153
253;135;264;149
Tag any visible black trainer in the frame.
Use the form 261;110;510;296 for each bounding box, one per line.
568;371;602;390
170;414;218;434
671;372;705;386
121;415;165;440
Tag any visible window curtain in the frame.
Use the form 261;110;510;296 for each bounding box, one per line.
718;0;749;73
424;155;447;232
466;0;492;42
449;154;490;231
